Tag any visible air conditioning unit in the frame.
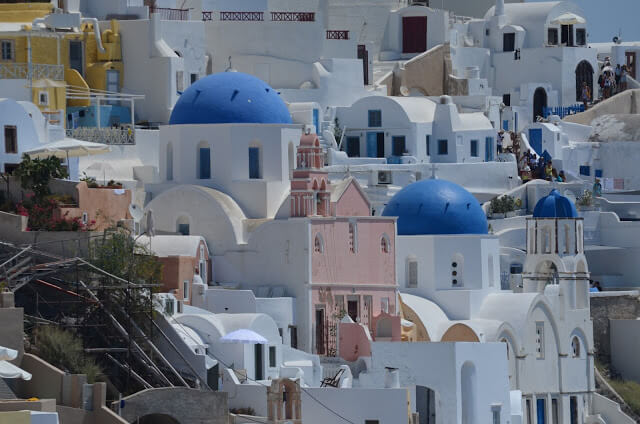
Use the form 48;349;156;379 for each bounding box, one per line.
377;171;392;185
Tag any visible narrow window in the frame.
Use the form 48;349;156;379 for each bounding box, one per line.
438;139;448;155
503;33;515;52
183;280;190;301
1;40;14;61
426;134;430;156
39;91;49;106
368;110;382;127
348;222;357;253
198;145;211;179
576;29;586;46
380;234;390;253
289;326;298;348
4;125;17;154
176;70;184;92
535;322;545;359
381;297;389;314
249;146;261;179
492;406;501;424
548;28;559;45
470;139;478;157
190;73;198;84
269;346;276;367
392;136;406;156
407;258;418;288
502;94;511;107
564;224;571;254
314;233;324;253
571;337;580;358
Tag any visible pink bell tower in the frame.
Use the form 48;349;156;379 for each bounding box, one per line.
290;133;331;217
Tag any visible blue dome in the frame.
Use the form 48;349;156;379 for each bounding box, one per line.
169;72;292;125
382;179;488;236
533;189;578;218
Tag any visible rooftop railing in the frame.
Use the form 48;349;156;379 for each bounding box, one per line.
219;11;264;21
202;11;213;21
66;127;135;145
326;30;349;40
149;6;189;21
270;12;315;22
0;63;64;80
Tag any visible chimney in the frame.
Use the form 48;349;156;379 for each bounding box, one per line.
495;0;505;16
384;367;400;388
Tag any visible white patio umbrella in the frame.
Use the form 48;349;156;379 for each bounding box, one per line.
551;12;586;25
24;138;111;165
0;346;17;361
0;360;32;380
220;329;268;344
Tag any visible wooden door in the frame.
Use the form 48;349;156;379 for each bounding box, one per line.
315;308;325;355
402;16;427;54
626;51;636;79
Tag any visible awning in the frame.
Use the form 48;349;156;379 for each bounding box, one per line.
551;13;586;25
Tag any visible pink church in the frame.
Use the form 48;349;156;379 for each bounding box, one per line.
291;133;398;355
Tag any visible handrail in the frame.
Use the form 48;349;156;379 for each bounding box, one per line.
270;11;315;22
219;11;264;21
326;30;349;40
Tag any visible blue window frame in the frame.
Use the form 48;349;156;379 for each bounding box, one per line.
438;139;448;155
249;147;261;179
579;166;590;176
485;137;494;161
368;110;382;127
198;147;211;179
595;169;603;178
470;139;478;157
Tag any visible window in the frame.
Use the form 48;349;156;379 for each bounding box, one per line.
314;233;324;253
4;125;17;154
564;224;571;254
4;163;18;174
269;346;276;367
470;139;478;157
38;91;49;106
348;222;357;253
407;258;418;288
576;28;586;46
561;24;574;46
1;40;14;61
381;297;389;314
365;421;380;424
571;336;580;358
289;326;298;349
502;94;511;106
176;70;184;92
579;165;590;176
198;145;211;179
426;135;430;156
548;28;559;45
503;33;515;52
346;136;360;157
492;405;501;424
392;136;406;156
164;298;175;315
183;280;190;300
81;212;88;225
543;228;552;254
380;234;390;253
190;73;198;84
249;146;261;179
166;142;174;181
535;321;545;359
177;216;190;235
368;110;382;127
438;139;448;155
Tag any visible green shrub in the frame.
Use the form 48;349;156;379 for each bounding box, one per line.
490;195;517;214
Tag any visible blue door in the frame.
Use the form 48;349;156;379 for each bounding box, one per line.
485;137;494;162
199;148;210;179
313;109;319;134
249;147;260;179
529;129;543;155
367;132;378;157
503;120;509;131
537;398;546;424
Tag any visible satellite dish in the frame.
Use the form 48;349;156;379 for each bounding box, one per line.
613;36;622;44
129;204;143;222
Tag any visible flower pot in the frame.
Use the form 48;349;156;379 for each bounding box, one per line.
506;211;517;218
490;213;506;219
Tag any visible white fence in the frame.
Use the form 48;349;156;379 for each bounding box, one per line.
0;63;64;80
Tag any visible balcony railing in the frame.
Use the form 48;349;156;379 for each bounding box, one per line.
219;11;264;21
66;127;135;145
270;11;315;22
0;63;64;80
326;30;349;40
202;11;213;21
150;6;189;21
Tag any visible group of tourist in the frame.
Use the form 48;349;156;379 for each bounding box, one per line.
518;150;565;183
598;59;632;100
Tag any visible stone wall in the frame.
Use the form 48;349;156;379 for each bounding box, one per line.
590;293;640;363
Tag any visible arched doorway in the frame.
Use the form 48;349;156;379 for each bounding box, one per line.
136;414;180;424
533;87;547;122
575;61;594;102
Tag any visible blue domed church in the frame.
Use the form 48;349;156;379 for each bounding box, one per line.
147;72;302;221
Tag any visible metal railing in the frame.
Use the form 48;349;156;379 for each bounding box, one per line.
270;11;315;22
202;11;213;21
149;6;189;21
66;127;135;145
219;11;264;21
0;63;64;80
326;30;349;40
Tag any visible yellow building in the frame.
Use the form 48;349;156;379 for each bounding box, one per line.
0;4;124;124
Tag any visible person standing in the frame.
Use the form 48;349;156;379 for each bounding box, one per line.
581;82;591;109
615;64;622;93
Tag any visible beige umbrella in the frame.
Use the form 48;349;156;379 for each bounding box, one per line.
551;13;586;25
24;138;111;162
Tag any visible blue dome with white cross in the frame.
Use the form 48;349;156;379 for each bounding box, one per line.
169;72;292;125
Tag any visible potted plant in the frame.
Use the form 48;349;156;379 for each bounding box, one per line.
576;190;595;211
489;195;517;219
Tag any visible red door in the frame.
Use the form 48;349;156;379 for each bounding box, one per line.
402;16;427;54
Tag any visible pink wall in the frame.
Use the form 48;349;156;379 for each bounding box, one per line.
338;322;372;362
332;182;370;217
311;218;395;287
56;182;131;231
370;312;402;341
